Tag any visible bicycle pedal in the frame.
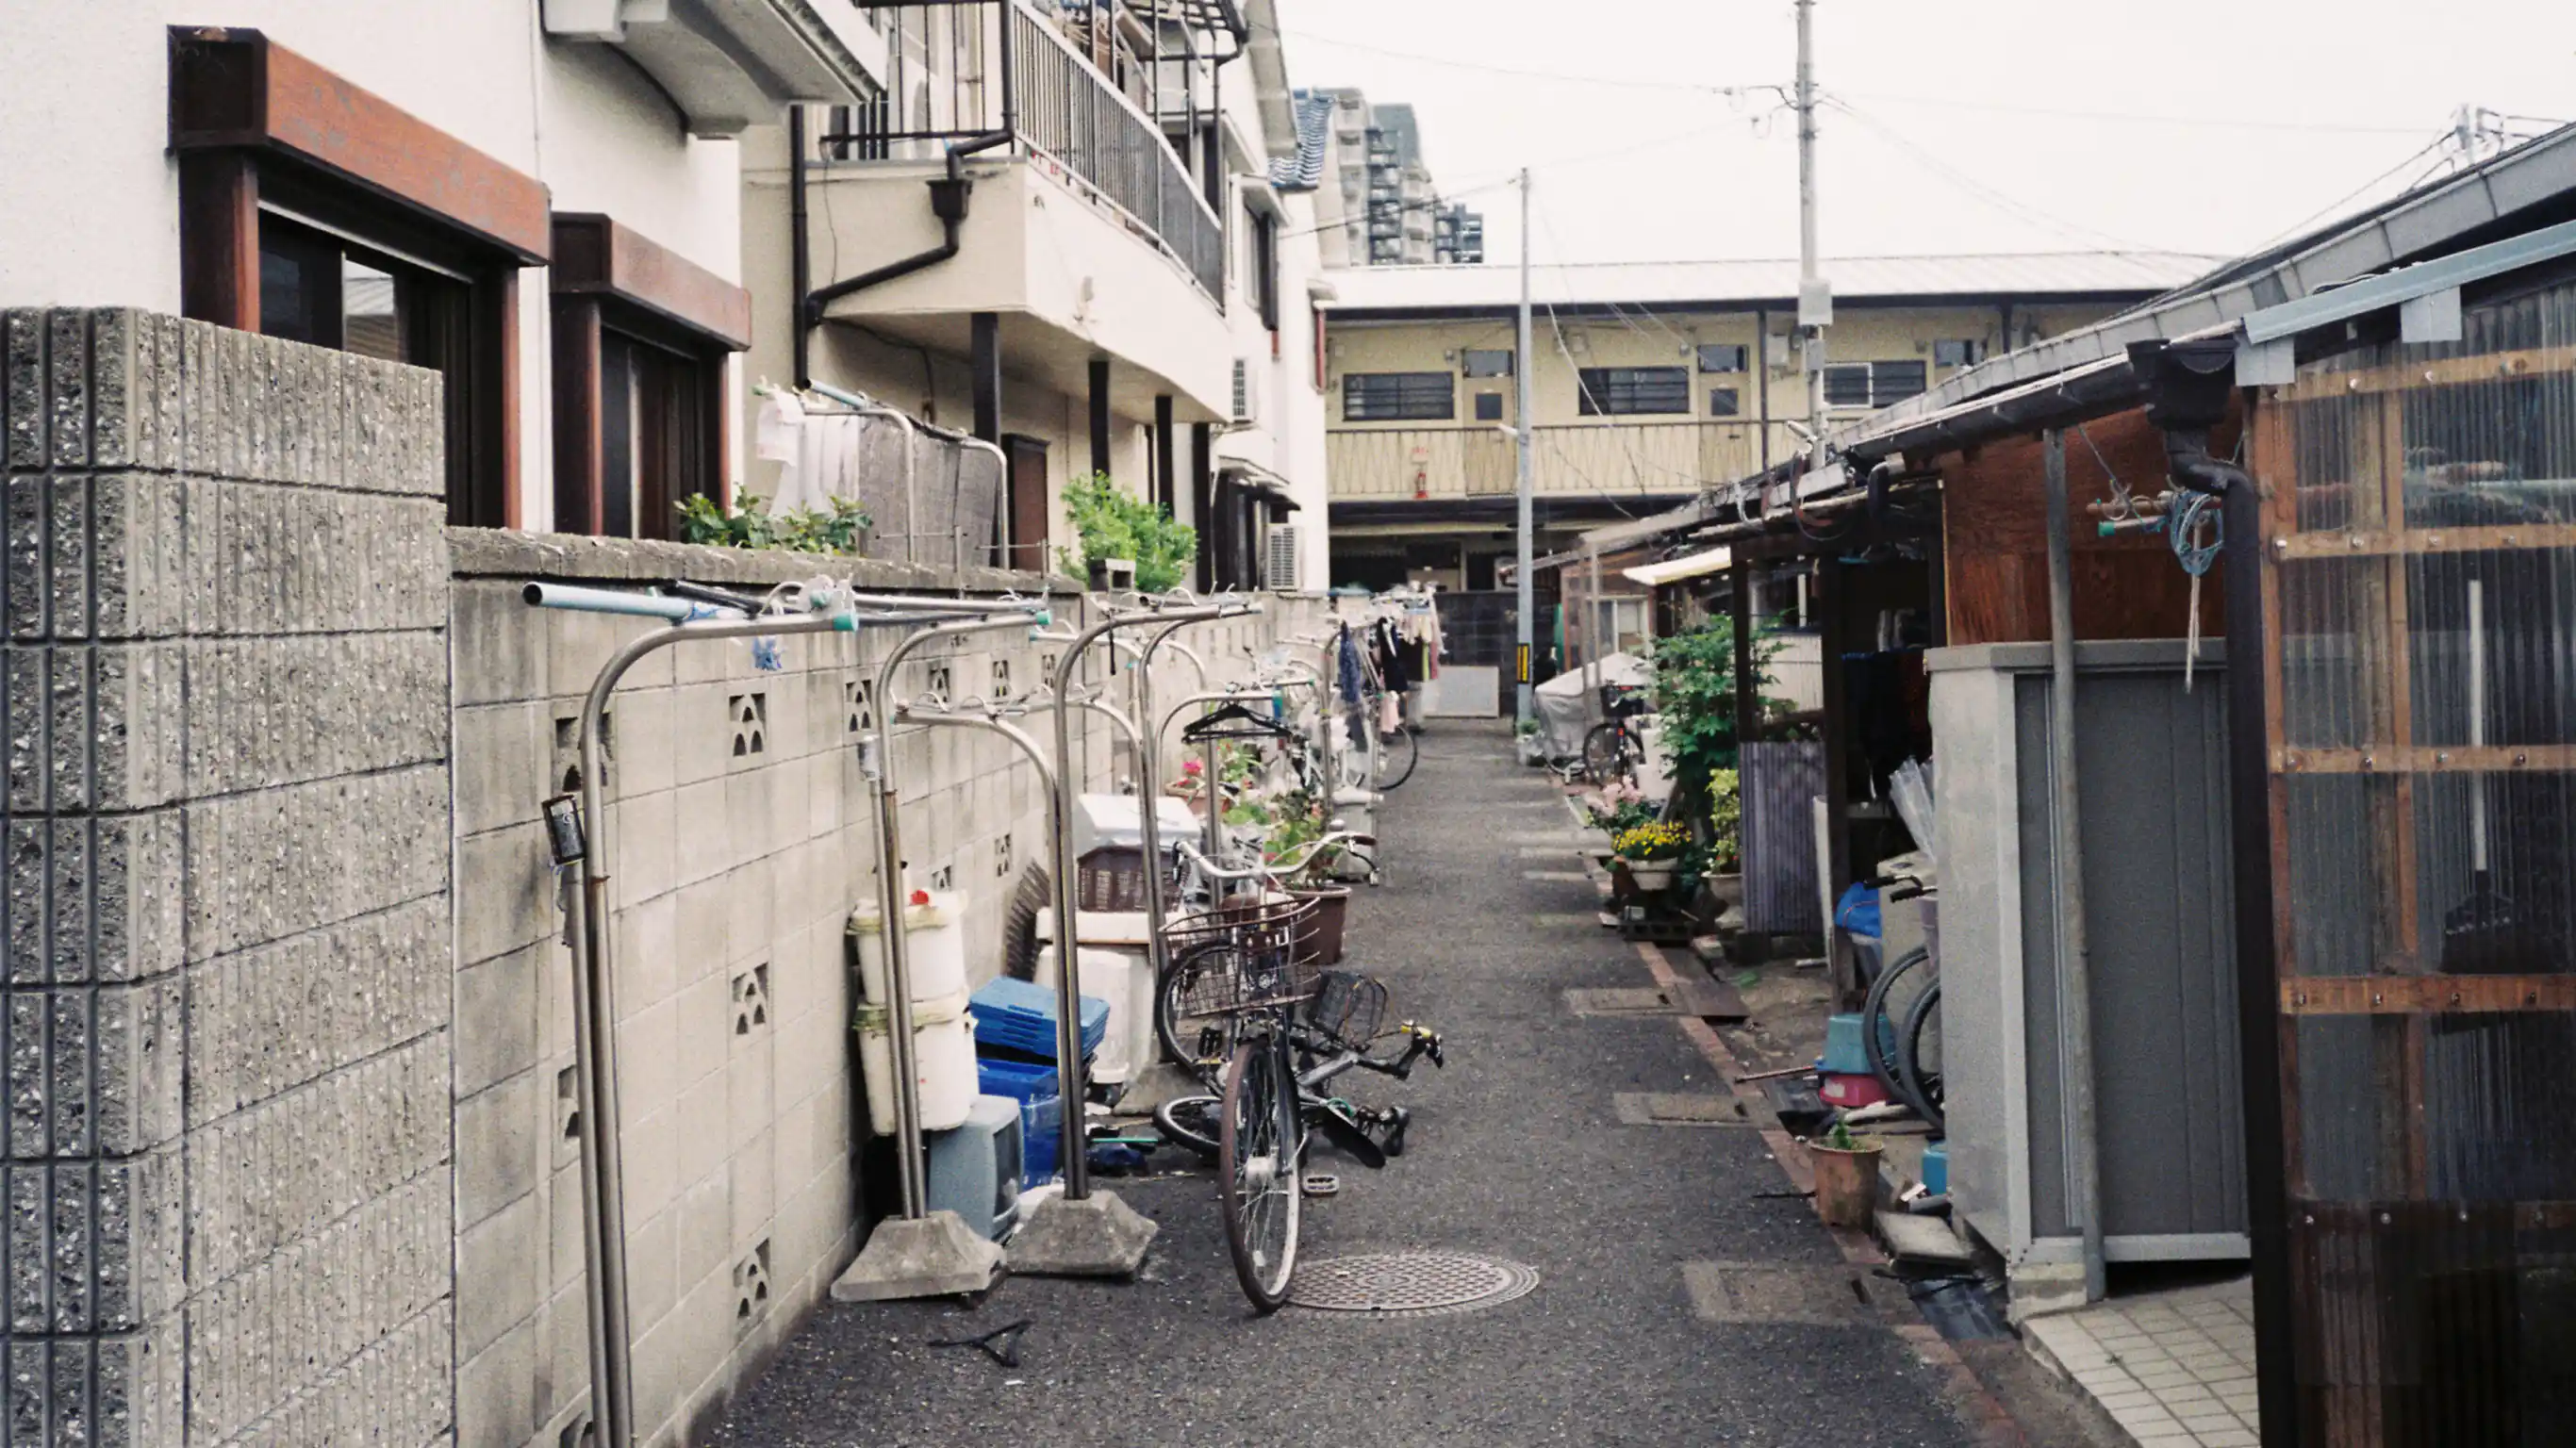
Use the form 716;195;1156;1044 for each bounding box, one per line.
1300;1173;1342;1197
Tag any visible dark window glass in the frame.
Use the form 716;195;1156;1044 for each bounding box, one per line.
1871;359;1928;404
1474;391;1505;421
1576;367;1688;416
1821;363;1874;407
1709;387;1741;418
256;213;497;523
1695;343;1747;373
1461;349;1513;377
1343;371;1454;421
1933;338;1986;368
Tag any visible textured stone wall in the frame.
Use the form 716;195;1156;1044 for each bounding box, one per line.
1;308;453;1447
446;532;1317;1447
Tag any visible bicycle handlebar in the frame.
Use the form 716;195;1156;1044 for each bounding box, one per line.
1176;831;1375;883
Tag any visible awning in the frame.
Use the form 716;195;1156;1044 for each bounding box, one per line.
1218;458;1301;510
1624;545;1733;587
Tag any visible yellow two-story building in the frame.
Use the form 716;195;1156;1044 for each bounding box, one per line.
1317;254;2213;591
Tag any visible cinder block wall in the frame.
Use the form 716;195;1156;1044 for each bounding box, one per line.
1;309;454;1445
447;532;1325;1448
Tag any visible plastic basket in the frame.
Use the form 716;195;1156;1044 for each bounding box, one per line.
1162;897;1324;1017
1302;969;1388;1050
1020;1093;1063;1187
969;977;1110;1059
977;1056;1059;1103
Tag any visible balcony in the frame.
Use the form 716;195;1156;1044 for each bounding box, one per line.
1326;421;1803;503
543;0;888;137
832;1;1227;298
799;1;1233;420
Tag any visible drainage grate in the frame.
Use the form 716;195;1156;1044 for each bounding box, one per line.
1290;1252;1541;1318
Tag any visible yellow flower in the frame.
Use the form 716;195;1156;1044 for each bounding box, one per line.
1612;820;1688;861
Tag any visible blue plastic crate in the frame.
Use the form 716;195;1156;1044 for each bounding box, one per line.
976;1056;1058;1103
969;978;1110;1060
1019;1093;1063;1188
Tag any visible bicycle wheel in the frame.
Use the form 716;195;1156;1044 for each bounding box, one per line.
1896;981;1945;1133
1155;942;1240;1077
1153;1094;1222;1160
1372;721;1419;791
1859;945;1930;1105
1219;1034;1302;1311
1581;723;1635;785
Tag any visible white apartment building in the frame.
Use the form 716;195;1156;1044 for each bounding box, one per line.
736;0;1333;590
1306;89;1481;268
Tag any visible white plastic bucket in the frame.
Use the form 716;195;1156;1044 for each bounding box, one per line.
1035;945;1150;1084
855;988;976;1136
849;891;967;1005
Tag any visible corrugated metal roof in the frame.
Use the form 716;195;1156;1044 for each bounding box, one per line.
1319;252;2218;315
1831;122;2576;452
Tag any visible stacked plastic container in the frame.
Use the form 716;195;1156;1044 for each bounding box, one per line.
848;891;979;1134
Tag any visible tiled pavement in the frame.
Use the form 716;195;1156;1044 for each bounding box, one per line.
2021;1278;2259;1447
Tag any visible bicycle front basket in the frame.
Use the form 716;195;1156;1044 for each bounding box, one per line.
1164;897;1324;1015
1302;969;1389;1049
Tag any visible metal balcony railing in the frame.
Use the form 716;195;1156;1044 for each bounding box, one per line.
824;1;1226;300
1325;421;1804;502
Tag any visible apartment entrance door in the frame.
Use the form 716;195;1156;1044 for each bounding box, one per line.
1002;434;1049;574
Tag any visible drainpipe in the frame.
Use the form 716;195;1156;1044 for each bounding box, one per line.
2043;429;2106;1305
797;7;1019;369
791;107;813;389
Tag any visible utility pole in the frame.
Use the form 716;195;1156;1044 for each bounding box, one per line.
1514;166;1537;722
1794;0;1829;443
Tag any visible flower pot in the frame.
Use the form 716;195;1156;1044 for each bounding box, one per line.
1809;1143;1883;1227
1623;862;1676;893
1707;872;1745;909
1287;886;1349;965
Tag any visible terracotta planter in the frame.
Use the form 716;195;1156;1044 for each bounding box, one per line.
1809;1143;1883;1226
1287;886;1349;965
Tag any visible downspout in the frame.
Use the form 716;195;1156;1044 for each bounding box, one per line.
799;7;1019;362
791;107;813;389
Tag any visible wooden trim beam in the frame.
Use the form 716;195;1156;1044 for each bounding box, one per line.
176;150;260;330
170;26;550;262
2275;345;2576;402
2275;744;2576;774
552;213;752;351
2276;520;2576;560
2281;975;2576;1015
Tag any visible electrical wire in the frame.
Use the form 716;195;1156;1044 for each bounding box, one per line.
1819;95;2179;253
2246;129;2456;251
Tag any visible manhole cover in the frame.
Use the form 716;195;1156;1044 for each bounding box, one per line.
1291;1252;1541;1317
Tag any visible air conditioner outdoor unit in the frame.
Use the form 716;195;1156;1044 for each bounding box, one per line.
1231;359;1260;424
1264;522;1300;590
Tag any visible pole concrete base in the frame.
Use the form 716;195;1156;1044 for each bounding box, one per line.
1006;1190;1158;1277
830;1211;1005;1302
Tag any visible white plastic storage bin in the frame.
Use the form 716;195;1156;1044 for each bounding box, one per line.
849;890;967;1005
855;988;977;1135
1035;945;1147;1084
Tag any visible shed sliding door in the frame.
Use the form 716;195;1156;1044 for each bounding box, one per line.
2256;280;2576;1445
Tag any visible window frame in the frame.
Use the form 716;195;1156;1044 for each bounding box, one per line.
1694;342;1748;374
1933;338;1987;369
547;213;751;540
1342;371;1456;422
1473;391;1507;421
1461;348;1514;378
170;26;549;527
1576;366;1690;417
1708;386;1741;419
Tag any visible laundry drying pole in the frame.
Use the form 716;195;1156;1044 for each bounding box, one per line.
525;581;1045;1447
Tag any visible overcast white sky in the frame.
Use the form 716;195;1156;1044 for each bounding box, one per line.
1274;0;2576;269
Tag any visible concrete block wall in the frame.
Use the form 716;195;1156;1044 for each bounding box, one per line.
1;309;453;1446
447;530;1323;1448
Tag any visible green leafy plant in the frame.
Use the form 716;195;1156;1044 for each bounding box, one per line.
1823;1118;1877;1153
1643;617;1790;800
676;492;872;554
1706;767;1742;875
1515;718;1542;736
1058;472;1196;591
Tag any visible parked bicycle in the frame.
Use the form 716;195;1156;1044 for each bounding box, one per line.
1580;683;1653;786
1152;837;1444;1311
1856;870;1942;1131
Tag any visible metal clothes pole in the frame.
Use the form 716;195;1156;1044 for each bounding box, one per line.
1730;556;1757;750
2043;429;2106;1304
1586;543;1604;727
1514;166;1536;721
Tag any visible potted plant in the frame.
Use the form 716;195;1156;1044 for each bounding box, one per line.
1059;473;1195;592
1809;1118;1883;1226
1514;717;1545;765
1704;766;1744;909
1611;819;1688;893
